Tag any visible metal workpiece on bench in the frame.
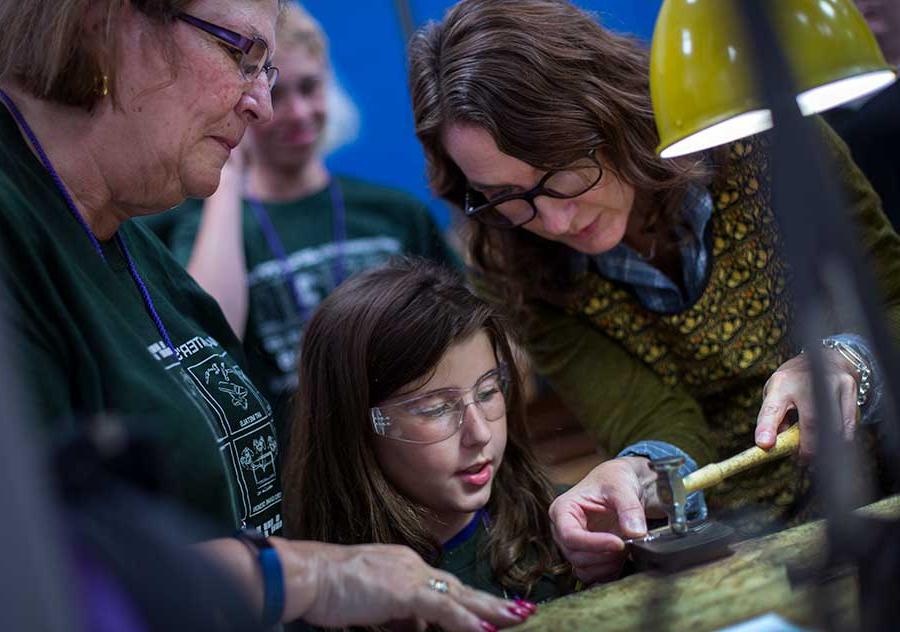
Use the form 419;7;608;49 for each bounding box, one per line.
626;520;736;572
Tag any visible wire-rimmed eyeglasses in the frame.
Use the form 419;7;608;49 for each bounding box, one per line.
177;12;279;89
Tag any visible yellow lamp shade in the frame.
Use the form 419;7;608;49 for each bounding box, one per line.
650;0;897;158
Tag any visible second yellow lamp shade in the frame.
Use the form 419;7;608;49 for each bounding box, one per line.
650;0;896;158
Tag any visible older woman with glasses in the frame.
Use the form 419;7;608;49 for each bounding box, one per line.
0;1;522;630
408;0;900;584
146;3;459;444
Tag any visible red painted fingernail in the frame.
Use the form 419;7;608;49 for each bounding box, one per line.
516;598;538;612
507;605;526;618
480;621;498;632
510;604;534;618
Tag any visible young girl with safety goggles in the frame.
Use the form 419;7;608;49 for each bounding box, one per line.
282;258;575;619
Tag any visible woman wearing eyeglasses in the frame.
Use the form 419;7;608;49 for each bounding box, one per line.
408;0;900;584
149;3;459;442
282;258;576;624
0;1;521;630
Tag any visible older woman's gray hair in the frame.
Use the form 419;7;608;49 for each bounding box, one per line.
0;0;286;109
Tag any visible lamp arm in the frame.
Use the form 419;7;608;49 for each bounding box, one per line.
734;2;900;628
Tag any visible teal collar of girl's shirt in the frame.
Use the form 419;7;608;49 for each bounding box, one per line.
442;508;489;552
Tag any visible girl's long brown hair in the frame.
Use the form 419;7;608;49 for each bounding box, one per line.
282;257;573;596
408;0;712;308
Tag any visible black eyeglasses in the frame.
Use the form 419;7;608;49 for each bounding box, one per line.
464;150;603;228
177;12;279;89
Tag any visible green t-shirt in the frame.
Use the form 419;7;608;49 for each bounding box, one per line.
288;511;572;630
439;513;573;604
158;178;459;434
0;107;282;536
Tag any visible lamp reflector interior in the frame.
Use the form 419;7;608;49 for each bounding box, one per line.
796;69;897;115
659;109;773;158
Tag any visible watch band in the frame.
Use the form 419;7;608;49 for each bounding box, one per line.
234;528;284;627
822;337;871;406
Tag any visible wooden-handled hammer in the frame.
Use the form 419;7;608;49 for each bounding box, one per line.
627;425;802;571
650;424;801;534
684;423;801;493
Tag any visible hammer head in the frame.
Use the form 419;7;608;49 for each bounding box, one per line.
649;456;688;534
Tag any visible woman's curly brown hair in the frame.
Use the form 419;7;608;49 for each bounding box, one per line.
408;0;713;308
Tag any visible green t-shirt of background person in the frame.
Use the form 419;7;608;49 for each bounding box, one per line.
150;176;460;438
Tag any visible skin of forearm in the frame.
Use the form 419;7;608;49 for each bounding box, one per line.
186;171;249;338
271;537;329;623
194;538;264;615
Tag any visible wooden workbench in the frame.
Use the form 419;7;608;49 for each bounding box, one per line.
515;495;900;631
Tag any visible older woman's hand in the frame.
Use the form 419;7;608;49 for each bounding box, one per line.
549;457;662;584
755;350;860;459
280;540;528;631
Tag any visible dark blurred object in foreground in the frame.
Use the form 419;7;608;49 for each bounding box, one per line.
56;417;266;632
0;273;263;632
826;80;900;232
825;1;900;231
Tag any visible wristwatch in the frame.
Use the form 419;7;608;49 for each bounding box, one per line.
822;337;871;406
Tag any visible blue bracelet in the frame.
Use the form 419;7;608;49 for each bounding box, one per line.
235;528;285;627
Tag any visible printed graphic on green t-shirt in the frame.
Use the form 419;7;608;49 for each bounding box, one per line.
148;334;283;534
248;235;403;396
0;105;283;534
165;177;460;428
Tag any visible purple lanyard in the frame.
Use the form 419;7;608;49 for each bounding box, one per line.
0;89;179;360
247;179;347;320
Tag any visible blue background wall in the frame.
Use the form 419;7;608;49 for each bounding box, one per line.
300;0;664;227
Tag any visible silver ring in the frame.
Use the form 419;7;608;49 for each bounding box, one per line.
427;577;449;594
